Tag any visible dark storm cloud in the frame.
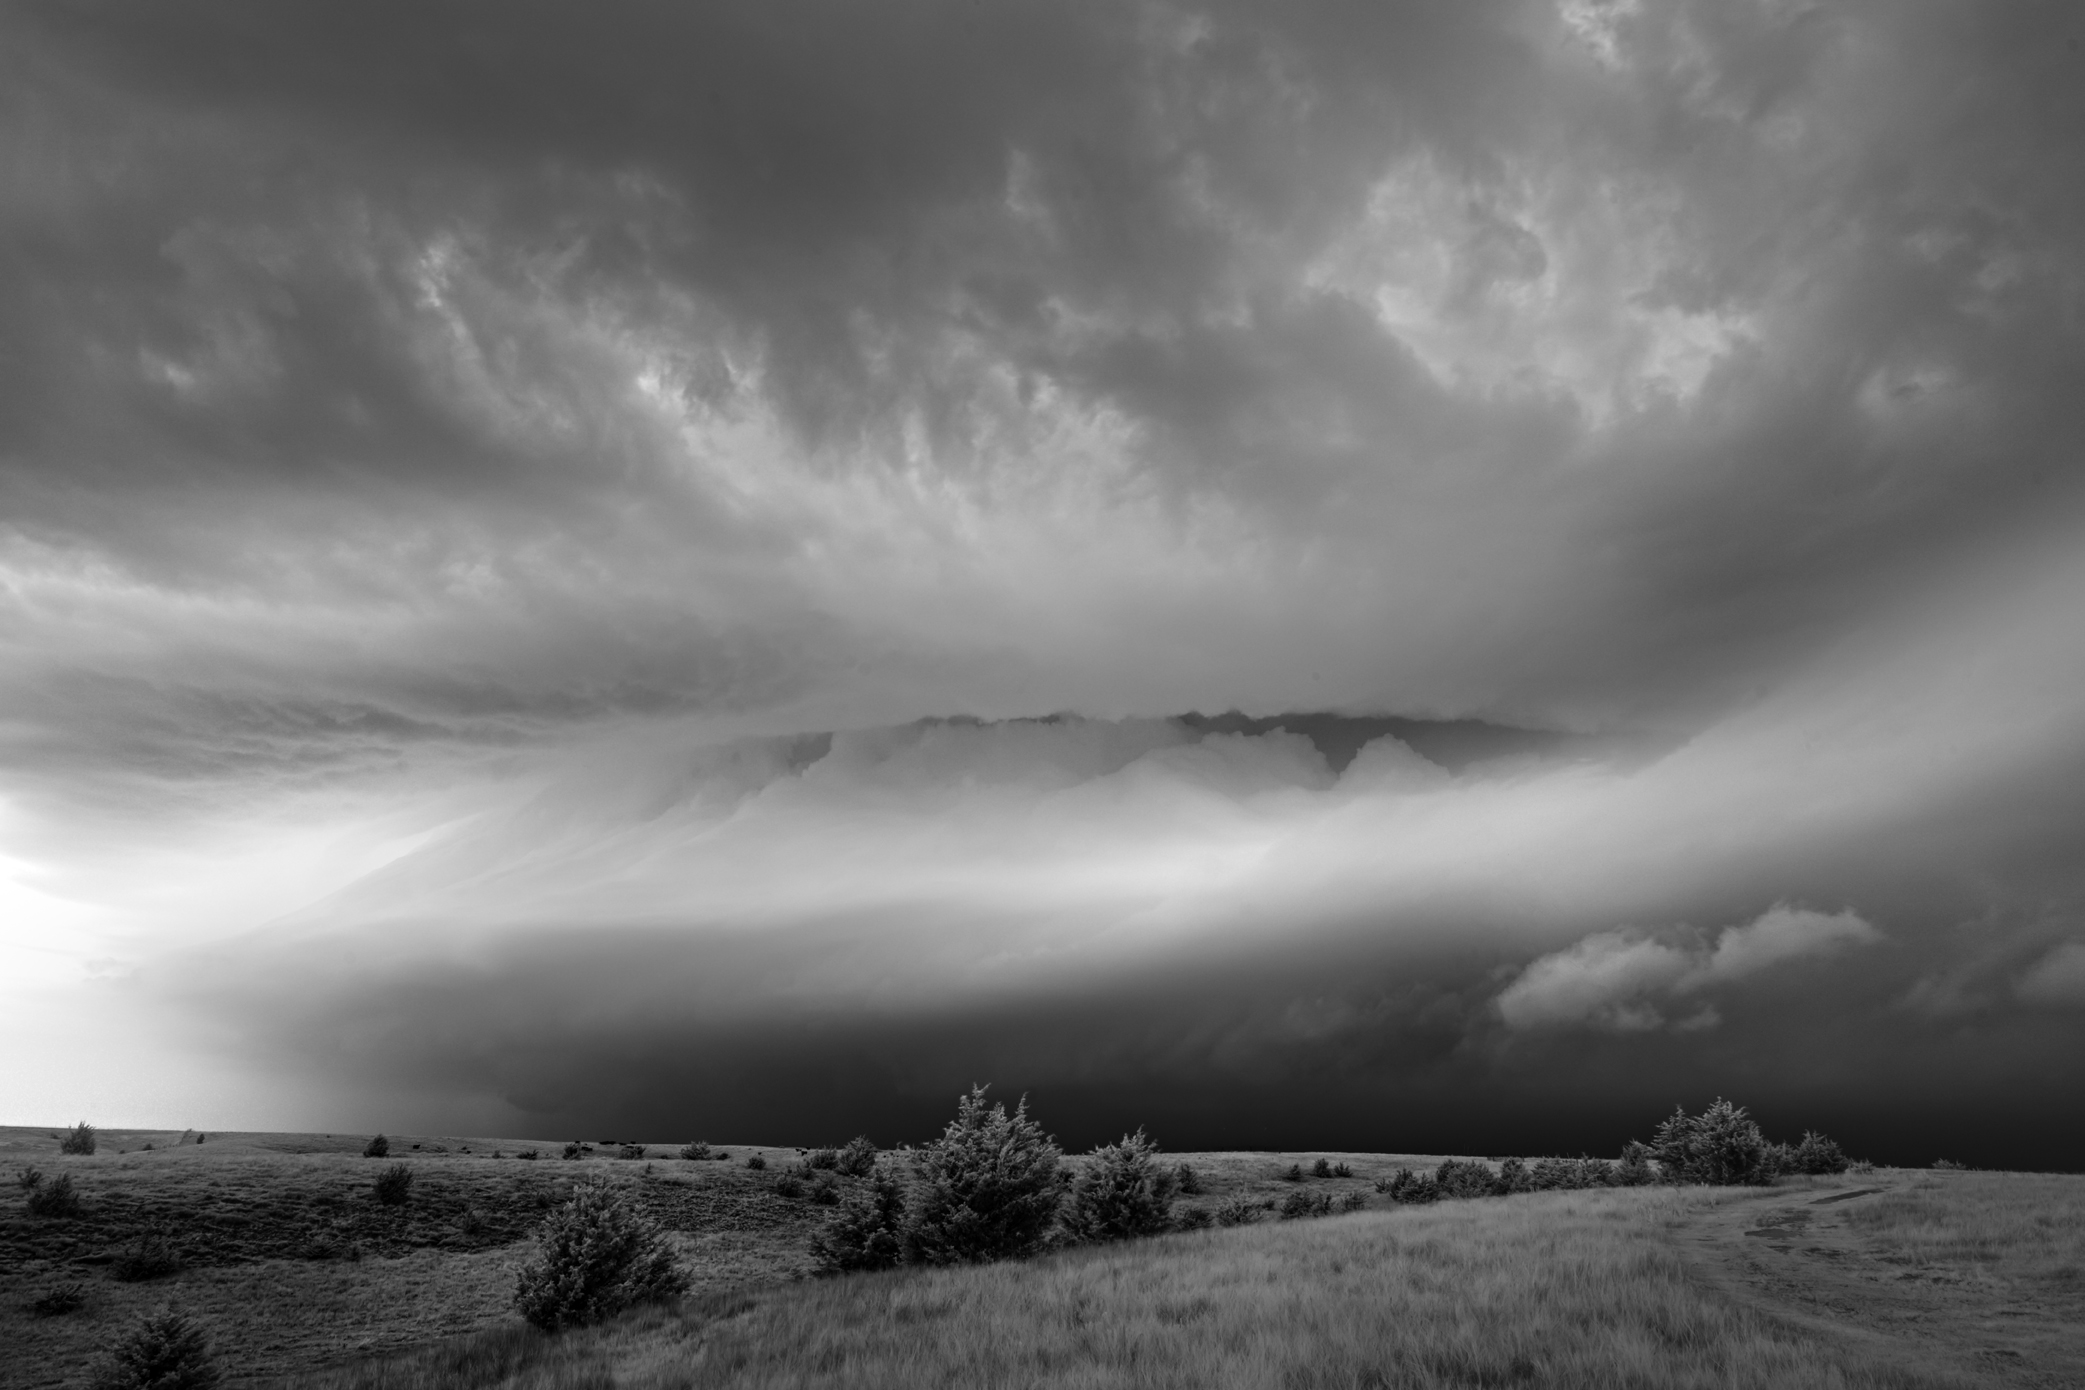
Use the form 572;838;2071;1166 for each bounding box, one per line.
5;2;2085;1153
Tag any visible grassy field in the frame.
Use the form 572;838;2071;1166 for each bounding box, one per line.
7;1125;2082;1388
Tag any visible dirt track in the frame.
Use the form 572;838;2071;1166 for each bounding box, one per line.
1671;1183;2085;1389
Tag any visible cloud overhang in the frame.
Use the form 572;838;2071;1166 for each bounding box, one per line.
2;0;2083;1166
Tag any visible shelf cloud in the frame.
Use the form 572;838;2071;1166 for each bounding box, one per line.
3;0;2083;1166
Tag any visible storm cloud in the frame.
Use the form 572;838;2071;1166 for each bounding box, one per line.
3;0;2084;1167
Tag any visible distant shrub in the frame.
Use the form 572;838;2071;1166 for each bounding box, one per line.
1279;1190;1334;1220
362;1135;389;1159
810;1175;842;1206
1310;1158;1332;1179
18;1164;44;1192
1059;1129;1177;1245
112;1227;183;1282
562;1142;589;1161
31;1280;87;1317
1652;1099;1775;1186
714;1150;730;1161
1792;1131;1849;1176
24;1170;82;1218
1213;1196;1263;1227
807;1148;840;1171
677;1142;713;1161
1172;1205;1214;1231
811;1165;908;1273
1280;1163;1304;1183
1173;1163;1204;1195
903;1085;1063;1266
1850;1159;1876;1176
1339;1191;1369;1213
618;1144;647;1161
1932;1158;1964;1171
372;1164;414;1206
1493;1157;1531;1195
93;1307;221;1390
1378;1169;1436;1204
745;1154;767;1171
61;1121;97;1156
512;1176;689;1332
773;1172;806;1199
1331;1162;1354;1179
833;1136;879;1177
1433;1159;1497;1201
516;1149;541;1161
1615;1141;1656;1187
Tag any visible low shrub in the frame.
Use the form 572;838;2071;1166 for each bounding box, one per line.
773;1173;806;1199
1279;1190;1334;1220
1280;1163;1304;1183
362;1135;389;1159
562;1142;588;1161
618;1144;647;1161
1174;1163;1204;1195
372;1164;414;1206
1172;1205;1214;1231
112;1227;183;1282
31;1280;87;1317
1214;1196;1264;1226
810;1175;842;1206
745;1154;767;1171
1339;1191;1369;1213
1310;1158;1333;1179
1059;1129;1177;1245
1793;1131;1850;1175
807;1147;840;1171
61;1121;97;1156
1652;1098;1774;1186
93;1308;221;1390
833;1136;879;1177
24;1170;82;1218
1331;1161;1354;1178
1615;1141;1656;1186
1378;1169;1437;1204
516;1149;541;1161
811;1166;908;1273
903;1085;1063;1266
512;1177;689;1332
677;1141;713;1161
1434;1159;1497;1200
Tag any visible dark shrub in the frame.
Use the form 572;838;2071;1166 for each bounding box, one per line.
1433;1160;1497;1200
1615;1140;1656;1186
1173;1163;1204;1196
562;1142;587;1161
25;1170;82;1218
1279;1190;1334;1220
94;1308;221;1390
745;1154;767;1171
773;1172;806;1199
807;1148;840;1171
372;1164;413;1205
113;1227;183;1282
1059;1129;1177;1245
516;1149;540;1161
1378;1169;1436;1204
512;1177;688;1332
1213;1196;1263;1227
31;1280;87;1316
61;1121;97;1156
1331;1162;1354;1178
832;1136;879;1177
1792;1131;1849;1176
618;1144;647;1161
1172;1205;1214;1231
1653;1099;1775;1185
362;1135;389;1159
1339;1191;1369;1213
1493;1157;1531;1195
1932;1157;1964;1171
677;1141;713;1161
811;1165;908;1273
1281;1163;1304;1183
1310;1158;1332;1179
810;1175;842;1206
903;1085;1063;1266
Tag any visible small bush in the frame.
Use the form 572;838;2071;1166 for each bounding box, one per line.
562;1142;588;1161
1493;1157;1531;1195
807;1148;840;1171
1280;1163;1304;1183
1279;1190;1334;1220
1172;1205;1214;1231
618;1144;647;1161
745;1154;767;1171
516;1149;540;1161
1615;1141;1656;1186
903;1085;1064;1266
810;1175;842;1206
112;1227;183;1282
512;1177;689;1331
25;1170;82;1218
1213;1196;1263;1227
61;1121;97;1156
1379;1169;1436;1204
18;1164;44;1191
94;1308;221;1390
1310;1158;1332;1179
372;1164;414;1205
773;1173;806;1199
1434;1159;1497;1200
1331;1161;1354;1178
811;1166;908;1273
1792;1131;1849;1176
1174;1163;1204;1195
1339;1191;1369;1213
833;1136;879;1177
677;1141;713;1161
362;1135;390;1158
1059;1129;1177;1245
1932;1157;1964;1171
1652;1098;1776;1185
31;1280;87;1316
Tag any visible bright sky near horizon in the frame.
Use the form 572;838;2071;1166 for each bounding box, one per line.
3;0;2084;1163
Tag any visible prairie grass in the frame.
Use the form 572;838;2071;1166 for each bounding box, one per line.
1842;1170;2085;1285
298;1189;1976;1390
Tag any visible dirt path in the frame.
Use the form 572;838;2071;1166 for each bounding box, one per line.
1669;1182;2085;1388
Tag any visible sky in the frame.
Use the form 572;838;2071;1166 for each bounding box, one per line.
3;0;2084;1168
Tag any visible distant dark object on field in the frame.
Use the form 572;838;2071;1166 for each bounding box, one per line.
362;1134;389;1158
60;1121;96;1155
111;1227;182;1282
372;1164;414;1206
93;1307;221;1390
677;1141;713;1161
21;1168;82;1218
618;1144;647;1161
745;1154;767;1170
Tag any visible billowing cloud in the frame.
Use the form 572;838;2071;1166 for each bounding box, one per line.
2017;943;2085;1008
1496;906;1881;1032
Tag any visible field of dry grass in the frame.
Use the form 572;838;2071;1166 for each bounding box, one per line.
8;1124;2082;1389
